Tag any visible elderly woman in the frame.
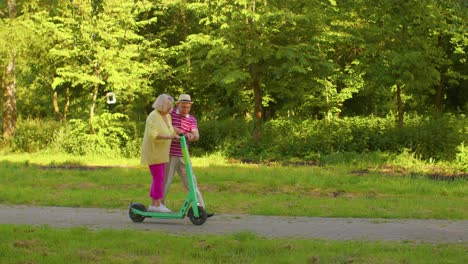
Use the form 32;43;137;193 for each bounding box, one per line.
140;94;179;213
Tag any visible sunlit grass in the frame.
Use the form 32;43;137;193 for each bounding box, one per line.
1;152;466;219
0;151;233;168
1;152;466;263
0;152;141;167
1;225;466;264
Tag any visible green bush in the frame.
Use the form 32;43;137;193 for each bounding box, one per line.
200;114;467;162
6;113;467;163
398;114;466;160
49;113;137;158
122;137;142;158
193;118;251;156
455;142;468;170
12;118;62;152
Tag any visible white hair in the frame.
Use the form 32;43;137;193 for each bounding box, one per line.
152;94;174;112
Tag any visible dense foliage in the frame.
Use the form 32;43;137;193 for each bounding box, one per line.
1;0;466;163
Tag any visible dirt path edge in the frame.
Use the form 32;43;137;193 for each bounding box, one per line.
1;205;467;243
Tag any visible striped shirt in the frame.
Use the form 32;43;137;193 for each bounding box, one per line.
169;108;198;157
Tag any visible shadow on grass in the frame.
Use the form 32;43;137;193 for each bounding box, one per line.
0;160;138;171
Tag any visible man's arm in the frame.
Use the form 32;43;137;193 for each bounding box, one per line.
187;129;199;142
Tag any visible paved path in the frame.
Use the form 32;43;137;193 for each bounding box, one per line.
1;205;466;243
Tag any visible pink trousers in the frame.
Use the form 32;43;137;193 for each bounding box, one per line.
149;163;165;200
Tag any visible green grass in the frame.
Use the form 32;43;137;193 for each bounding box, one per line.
1;152;466;263
0;152;142;167
0;225;466;264
0;152;467;219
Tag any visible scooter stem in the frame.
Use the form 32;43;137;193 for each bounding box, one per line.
180;135;200;217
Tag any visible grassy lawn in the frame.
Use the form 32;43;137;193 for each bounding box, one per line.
0;152;466;219
0;152;466;263
1;225;467;264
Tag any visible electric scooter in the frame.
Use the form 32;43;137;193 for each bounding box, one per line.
128;135;208;225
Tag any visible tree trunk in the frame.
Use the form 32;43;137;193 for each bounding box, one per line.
245;1;263;140
2;56;17;144
250;65;263;141
63;85;70;124
7;0;17;17
435;35;447;116
396;83;404;128
325;84;331;122
434;71;445;115
180;8;191;69
89;63;100;134
52;90;63;121
52;84;70;124
2;0;18;144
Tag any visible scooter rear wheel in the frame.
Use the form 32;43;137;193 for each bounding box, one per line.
129;203;146;223
187;206;207;225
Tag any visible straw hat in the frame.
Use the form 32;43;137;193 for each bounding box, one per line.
176;94;193;104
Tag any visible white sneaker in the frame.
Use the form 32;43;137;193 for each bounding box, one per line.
148;204;172;213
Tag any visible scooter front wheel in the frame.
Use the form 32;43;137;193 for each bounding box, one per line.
187;206;207;225
129;203;146;223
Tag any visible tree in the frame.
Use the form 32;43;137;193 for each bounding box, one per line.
49;0;157;131
1;0;18;144
431;0;467;114
359;0;443;127
168;0;333;138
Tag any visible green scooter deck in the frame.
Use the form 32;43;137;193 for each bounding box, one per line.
130;207;185;219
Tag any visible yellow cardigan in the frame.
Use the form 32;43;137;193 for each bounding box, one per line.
140;110;176;165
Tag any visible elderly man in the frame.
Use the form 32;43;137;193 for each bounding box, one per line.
163;94;214;217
